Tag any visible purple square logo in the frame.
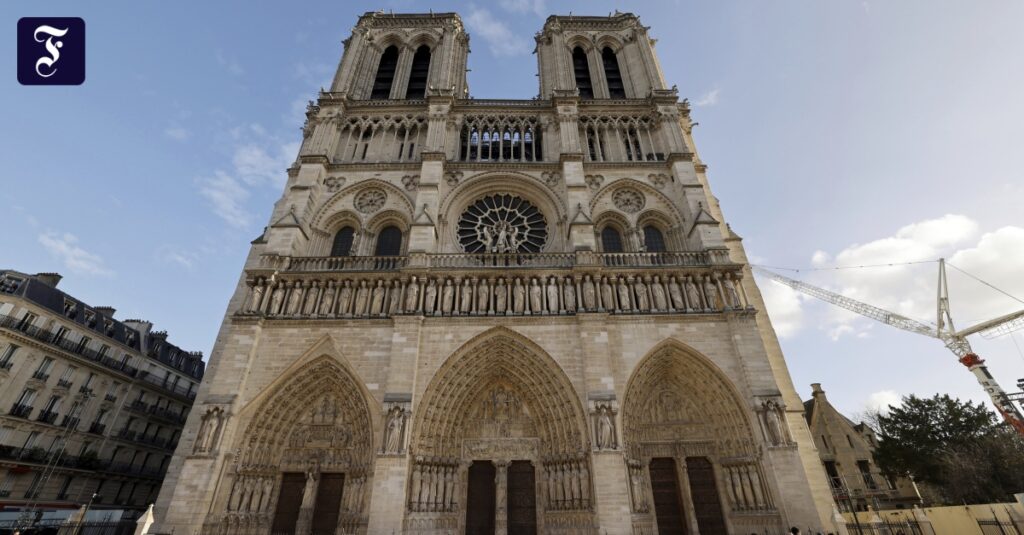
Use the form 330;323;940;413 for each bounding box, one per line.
17;17;85;85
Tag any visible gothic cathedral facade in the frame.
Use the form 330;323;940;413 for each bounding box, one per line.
153;12;837;535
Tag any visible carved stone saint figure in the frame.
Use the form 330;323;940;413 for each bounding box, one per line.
650;275;668;311
370;280;386;315
286;281;304;315
600;277;614;311
388;280;402;314
338;280;353;316
512;278;525;313
476;279;490;313
319;280;336;315
617;277;632;311
424;279;438;314
633;277;650;311
404;276;420;312
668;276;685;310
684;276;703;311
529;278;543;313
440;279;455;314
354;280;370;316
303;281;320;316
383;407;405;453
596;405;615;449
495;279;508;313
582;275;596;310
460;279;473;314
248;278;265;313
723;273;742;309
763;399;787;445
546;276;560;313
563;277;576;312
703;275;721;310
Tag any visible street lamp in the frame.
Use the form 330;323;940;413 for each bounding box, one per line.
73;493;101;535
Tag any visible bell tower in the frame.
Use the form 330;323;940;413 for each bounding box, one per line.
330;11;469;100
536;13;668;99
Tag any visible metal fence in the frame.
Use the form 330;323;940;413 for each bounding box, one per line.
978;519;1022;535
0;520;136;535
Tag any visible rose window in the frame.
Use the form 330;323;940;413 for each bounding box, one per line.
457;194;547;254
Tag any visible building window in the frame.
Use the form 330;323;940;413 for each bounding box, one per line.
17;312;38;331
370;45;400;99
23;472;42;499
823;460;841;489
331;227;355;257
35;357;54;376
15;388;38;407
405;45;431;99
602;47;625;98
74;335;90;353
23;431;40;450
0;344;18;367
59;365;76;383
572;47;594;99
643;225;667;252
857;460;877;489
821;434;830;451
56;475;74;500
0;472;15;497
53;326;69;344
0;426;11;445
846;434;854;448
601;227;624;253
375;226;403;257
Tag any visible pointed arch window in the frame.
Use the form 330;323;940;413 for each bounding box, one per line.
371;46;400;100
601;227;624;253
405;45;431;99
375;226;403;256
331;227;355;257
643;225;667;252
572;47;594;99
602;47;625;98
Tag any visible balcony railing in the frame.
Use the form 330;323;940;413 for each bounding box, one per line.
0;360;12;370
117;428;137;441
31;370;50;382
148;405;188;425
128;399;149;414
0;314;140;378
36;410;58;424
89;422;106;435
59;416;80;429
56;378;73;388
9;404;33;418
137;371;197;401
104;393;118;403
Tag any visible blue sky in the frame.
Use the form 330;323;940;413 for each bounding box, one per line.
2;1;1023;417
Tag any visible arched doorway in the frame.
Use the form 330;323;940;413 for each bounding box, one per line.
621;340;780;535
406;328;594;534
209;356;375;535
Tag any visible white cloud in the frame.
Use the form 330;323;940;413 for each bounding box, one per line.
164;126;190;141
156;246;200;271
215;50;244;76
465;7;532;57
773;214;1024;341
38;232;113;276
694;88;720;107
499;0;546;17
865;390;902;414
198;171;251;229
759;279;805;338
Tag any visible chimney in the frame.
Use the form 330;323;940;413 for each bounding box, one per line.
34;272;63;288
94;306;116;318
811;383;825;397
123;319;153;340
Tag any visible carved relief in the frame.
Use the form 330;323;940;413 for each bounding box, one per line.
590;400;618;451
612;188;645;213
758;398;793;447
193;406;228;455
444;170;463;186
647;173;671;189
354;188;387;213
584;174;604;191
382;400;411;455
401;174;420;191
323;175;346;192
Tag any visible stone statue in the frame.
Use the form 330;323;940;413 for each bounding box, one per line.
303;281;320;315
404;276;420;312
723;273;742;308
529;278;543;313
301;465;319;508
563;277;576;312
476;279;490;313
459;279;473;314
600;276;614;311
384;407;404;453
370;280;386;315
440;279;454;314
546;276;560;313
285;281;302;315
596;405;615;449
248;278;265;313
684;276;702;311
617;277;632;310
668;276;685;310
703;275;720;310
650;275;668;311
354;280;370;316
512;278;525;313
763;399;786;445
319;280;336;315
495;279;508;313
424;279;438;314
633;277;650;311
388;279;402;314
582;275;596;310
338;280;353;316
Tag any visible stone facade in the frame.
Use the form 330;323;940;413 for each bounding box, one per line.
0;270;203;513
152;11;838;534
804;383;922;512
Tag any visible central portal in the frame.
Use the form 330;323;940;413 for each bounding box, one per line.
507;461;537;534
466;461;497;534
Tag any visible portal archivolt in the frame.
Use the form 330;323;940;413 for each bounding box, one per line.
210;355;375;535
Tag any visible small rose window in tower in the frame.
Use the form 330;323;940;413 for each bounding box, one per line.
457;194;548;254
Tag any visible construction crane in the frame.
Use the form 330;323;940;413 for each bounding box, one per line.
753;259;1024;436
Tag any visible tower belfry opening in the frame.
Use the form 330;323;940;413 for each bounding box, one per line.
151;11;840;535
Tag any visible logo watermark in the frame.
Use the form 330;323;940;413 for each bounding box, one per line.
17;17;85;85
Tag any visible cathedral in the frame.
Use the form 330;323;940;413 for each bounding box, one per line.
152;12;838;535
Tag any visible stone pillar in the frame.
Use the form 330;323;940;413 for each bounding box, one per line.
675;458;701;535
390;45;414;100
592;453;631;534
495;460;509;535
366;456;410;534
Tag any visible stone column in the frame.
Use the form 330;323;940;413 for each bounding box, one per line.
674;458;701;535
494;460;510;535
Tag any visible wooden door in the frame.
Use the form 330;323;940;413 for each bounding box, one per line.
311;473;345;535
507;461;537;535
465;461;496;535
649;457;687;535
271;472;306;534
685;457;728;535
